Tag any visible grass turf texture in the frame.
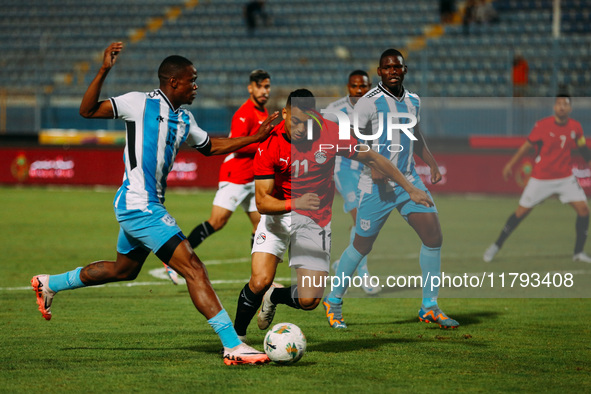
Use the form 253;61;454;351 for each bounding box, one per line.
1;186;590;392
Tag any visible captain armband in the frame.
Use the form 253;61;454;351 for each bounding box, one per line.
284;199;293;212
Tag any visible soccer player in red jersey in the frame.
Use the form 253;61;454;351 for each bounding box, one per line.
187;69;271;250
233;89;433;339
484;95;591;263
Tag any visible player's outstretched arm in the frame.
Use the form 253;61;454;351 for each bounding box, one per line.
503;140;534;181
356;148;433;207
79;42;123;119
255;179;319;215
208;112;279;156
413;125;442;184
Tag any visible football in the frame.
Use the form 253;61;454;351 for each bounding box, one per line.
263;322;307;364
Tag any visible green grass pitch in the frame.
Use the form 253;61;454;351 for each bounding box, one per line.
1;186;590;392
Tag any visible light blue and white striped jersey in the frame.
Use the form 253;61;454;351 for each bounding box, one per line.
354;83;420;193
323;96;363;174
110;89;209;210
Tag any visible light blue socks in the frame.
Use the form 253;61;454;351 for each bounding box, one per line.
329;244;364;301
47;267;85;293
208;309;242;349
420;244;441;308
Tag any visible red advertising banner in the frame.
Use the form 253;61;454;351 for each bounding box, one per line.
2;147;590;195
417;153;591;194
0;147;225;188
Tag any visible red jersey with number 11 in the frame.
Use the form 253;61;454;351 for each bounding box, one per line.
254;118;358;227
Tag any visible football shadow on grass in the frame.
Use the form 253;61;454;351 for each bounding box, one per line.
386;310;501;327
310;336;416;353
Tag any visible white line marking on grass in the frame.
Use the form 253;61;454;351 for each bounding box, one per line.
0;257;271;292
148;257;250;284
0;277;293;292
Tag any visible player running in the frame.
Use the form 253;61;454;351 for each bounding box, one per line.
233;89;433;340
324;69;380;295
484;95;591;263
324;48;459;329
187;70;271;251
30;42;278;365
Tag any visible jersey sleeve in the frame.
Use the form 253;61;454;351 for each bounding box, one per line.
527;121;543;145
184;110;210;150
254;136;276;179
574;121;586;148
109;91;145;121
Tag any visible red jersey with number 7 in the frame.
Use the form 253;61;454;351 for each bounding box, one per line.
527;116;585;180
254;117;358;227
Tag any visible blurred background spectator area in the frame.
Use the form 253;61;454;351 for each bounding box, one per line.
0;0;589;137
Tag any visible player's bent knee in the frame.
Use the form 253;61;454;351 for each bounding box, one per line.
114;254;144;281
209;213;231;231
298;297;321;310
117;269;140;281
210;219;227;231
353;240;373;256
353;234;377;256
249;276;273;295
424;235;443;249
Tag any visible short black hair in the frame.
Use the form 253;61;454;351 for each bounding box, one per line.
249;69;270;84
556;93;571;100
348;69;369;80
158;55;193;82
286;88;315;110
379;48;405;65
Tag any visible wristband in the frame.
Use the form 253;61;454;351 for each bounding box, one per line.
284;199;292;212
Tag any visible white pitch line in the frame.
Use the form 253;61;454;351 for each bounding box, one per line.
0;275;293;292
0;258;252;291
206;257;251;265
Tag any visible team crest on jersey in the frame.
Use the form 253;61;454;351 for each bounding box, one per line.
161;213;177;227
256;233;267;245
571;130;576;139
314;150;328;164
346;191;356;203
360;219;371;231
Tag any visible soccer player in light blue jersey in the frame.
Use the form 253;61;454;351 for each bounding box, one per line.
323;49;459;329
324;70;380;295
31;42;279;365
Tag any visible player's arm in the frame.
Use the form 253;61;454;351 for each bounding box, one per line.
231;116;261;156
413;125;442;184
503;140;535;181
79;42;123;119
354;149;433;207
203;112;279;156
255;178;320;215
